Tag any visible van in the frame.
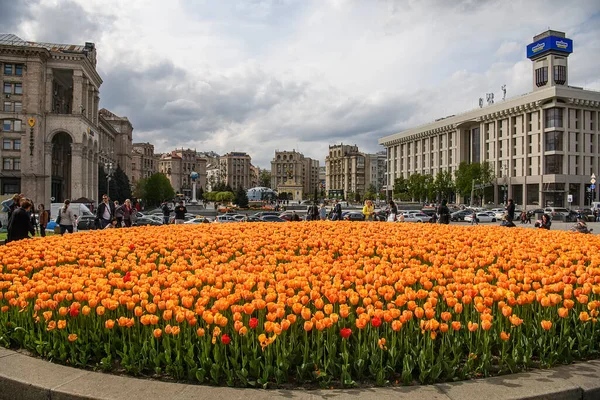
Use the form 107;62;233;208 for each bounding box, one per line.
50;203;94;220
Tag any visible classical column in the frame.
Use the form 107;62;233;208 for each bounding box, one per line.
72;71;83;115
92;153;99;200
46;68;54;113
44;142;53;203
71;143;84;199
88;151;94;200
81;148;88;198
93;92;100;124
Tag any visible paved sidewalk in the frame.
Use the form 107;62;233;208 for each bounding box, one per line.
0;347;599;400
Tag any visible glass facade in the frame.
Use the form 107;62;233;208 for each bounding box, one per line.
471;127;480;163
545;108;563;128
545;154;563;174
544;131;563;151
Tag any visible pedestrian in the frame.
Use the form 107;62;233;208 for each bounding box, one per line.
362;200;375;221
56;199;77;235
437;199;450;224
319;204;327;220
104;218;119;229
388;200;398;222
332;200;342;221
291;211;301;221
38;204;49;237
470;210;479;225
519;211;527;224
114;201;123;227
119;199;135;227
506;199;515;222
310;202;319;221
174;201;187;224
537;214;552;230
161;201;171;224
500;214;516;227
96;194;114;229
6;199;34;243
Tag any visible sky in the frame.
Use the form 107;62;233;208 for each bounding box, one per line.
1;0;600;169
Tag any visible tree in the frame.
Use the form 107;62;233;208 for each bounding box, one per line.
454;162;496;204
393;176;410;201
111;165;132;203
355;191;362;203
142;173;175;207
236;186;249;208
216;191;234;203
98;165;107;200
433;170;455;202
133;177;148;199
407;173;427;202
259;170;271;188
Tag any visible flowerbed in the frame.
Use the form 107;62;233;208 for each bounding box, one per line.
0;223;599;387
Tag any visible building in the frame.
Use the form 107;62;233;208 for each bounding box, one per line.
0;33;134;205
159;148;207;197
326;143;376;199
379;30;600;208
99;108;132;178
250;164;259;188
131;142;158;186
271;150;320;197
219;152;252;189
368;151;387;196
206;162;221;191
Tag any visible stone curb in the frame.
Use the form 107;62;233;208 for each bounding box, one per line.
0;347;599;400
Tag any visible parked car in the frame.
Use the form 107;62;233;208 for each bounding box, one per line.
400;213;429;223
526;208;545;219
214;215;238;223
543;207;570;220
464;212;497;223
184;217;213;224
250;212;280;219
77;215;98;230
451;210;471;222
343;212;366;221
572;209;596;222
260;215;286;222
134;216;163;226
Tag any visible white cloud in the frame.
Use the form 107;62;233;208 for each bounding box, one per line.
5;0;600;168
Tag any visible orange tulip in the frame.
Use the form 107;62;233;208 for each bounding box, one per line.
500;331;510;341
541;320;552;331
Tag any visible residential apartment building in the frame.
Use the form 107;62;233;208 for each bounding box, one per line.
379;30;600;208
159;148;207;197
325;144;374;199
219;152;251;189
271;150;320;196
131;142;158;186
0;33;132;205
368;151;387;194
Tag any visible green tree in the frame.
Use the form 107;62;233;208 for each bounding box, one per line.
454;162;495;204
216;191;235;203
110;165;132;203
393;176;410;201
98;165;107;200
407;173;427;202
258;170;271;188
423;174;434;202
236;186;249;208
142;173;175;207
133;177;148;199
433;170;455;202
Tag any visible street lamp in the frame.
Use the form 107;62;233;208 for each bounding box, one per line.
104;162;114;198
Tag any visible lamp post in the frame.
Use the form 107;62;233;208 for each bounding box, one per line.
591;173;596;206
104;162;114;199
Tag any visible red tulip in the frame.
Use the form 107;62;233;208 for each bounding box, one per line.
371;316;382;328
249;317;258;329
123;272;132;283
69;307;79;317
221;334;231;345
129;244;135;250
340;327;352;339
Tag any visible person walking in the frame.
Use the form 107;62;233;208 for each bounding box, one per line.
332;200;343;221
6;199;34;243
319;204;327;220
38;204;49;237
388;200;398;222
57;199;77;235
161;201;171;224
310;202;319;221
120;199;135;227
506;199;515;222
114;201;123;227
437;199;450;224
470;210;479;225
362;200;375;221
96;194;114;229
174;201;187;224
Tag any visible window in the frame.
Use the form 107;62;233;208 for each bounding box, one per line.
535;67;548;87
3;158;11;170
3;140;11;150
14;139;20;150
3;83;10;94
13;159;20;170
14;83;22;95
14;102;21;112
4;64;12;75
2;120;10;131
545;131;563;151
15;65;23;76
545;154;563;174
14;120;21;131
554;65;566;85
3;102;11;112
471;127;481;163
545;108;563;128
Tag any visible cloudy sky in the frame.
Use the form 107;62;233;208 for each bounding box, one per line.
2;0;600;168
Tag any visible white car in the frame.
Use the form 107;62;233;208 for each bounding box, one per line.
401;212;429;223
464;212;498;223
184;217;213;224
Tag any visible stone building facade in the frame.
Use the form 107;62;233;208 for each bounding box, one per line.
379;30;600;208
131;142;158;186
0;33;132;205
326;144;377;199
219;152;252;190
158;148;207;197
271;150;319;197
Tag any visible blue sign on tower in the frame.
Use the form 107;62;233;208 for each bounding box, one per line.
527;36;573;59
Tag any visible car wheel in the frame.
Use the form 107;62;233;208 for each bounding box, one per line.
492;218;496;222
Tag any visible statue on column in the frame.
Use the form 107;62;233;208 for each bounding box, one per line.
190;171;199;204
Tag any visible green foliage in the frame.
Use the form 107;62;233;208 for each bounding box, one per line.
98;165;107;200
433;170;455;202
454;162;495;203
393;176;410;201
235;186;249;208
133;178;147;200
216;192;235;203
141;173;176;207
111;165;132;203
259;170;271;188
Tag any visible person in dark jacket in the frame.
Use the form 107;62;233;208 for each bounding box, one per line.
332;200;342;221
7;199;34;242
536;214;552;230
388;200;398;221
161;202;171;224
437;199;450;224
174;201;187;224
38;204;49;237
505;199;515;222
96;194;114;229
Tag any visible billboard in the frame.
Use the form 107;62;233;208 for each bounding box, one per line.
527;36;573;59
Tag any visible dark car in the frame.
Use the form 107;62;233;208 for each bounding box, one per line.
134;216;163;226
250;211;280;219
343;212;366;221
526;208;544;219
260;215;286;222
77;215;98;230
573;209;596;222
450;210;471;222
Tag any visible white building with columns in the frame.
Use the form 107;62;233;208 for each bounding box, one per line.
379;30;600;209
0;34;132;205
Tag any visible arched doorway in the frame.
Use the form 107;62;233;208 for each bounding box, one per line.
51;132;72;202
